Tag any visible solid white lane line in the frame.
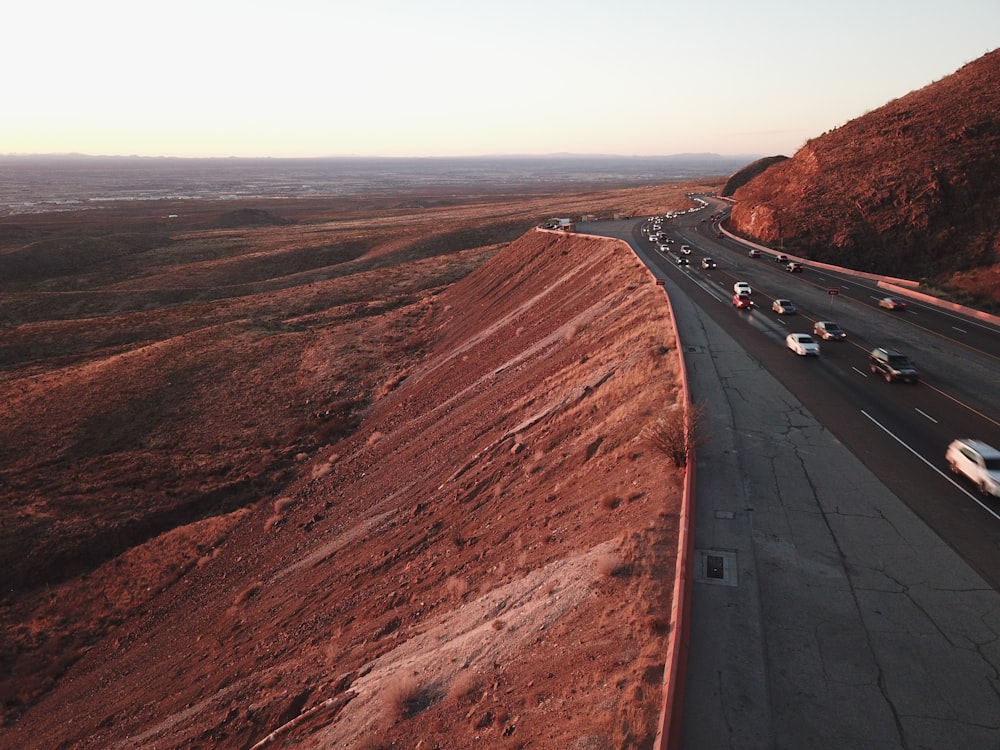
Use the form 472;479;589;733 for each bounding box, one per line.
861;410;1000;522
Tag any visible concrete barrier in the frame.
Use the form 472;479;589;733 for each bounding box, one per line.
652;284;695;750
568;227;698;750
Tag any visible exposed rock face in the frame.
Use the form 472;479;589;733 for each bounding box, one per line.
720;155;787;197
729;48;1000;281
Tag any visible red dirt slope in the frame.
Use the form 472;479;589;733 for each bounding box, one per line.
3;228;684;749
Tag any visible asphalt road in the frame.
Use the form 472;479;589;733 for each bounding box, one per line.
580;205;1000;748
584;204;1000;588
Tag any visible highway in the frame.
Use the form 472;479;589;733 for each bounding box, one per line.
582;199;1000;589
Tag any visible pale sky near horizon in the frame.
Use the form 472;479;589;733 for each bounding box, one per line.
5;0;998;160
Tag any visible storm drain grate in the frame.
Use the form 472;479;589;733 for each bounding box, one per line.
695;549;737;586
706;555;725;579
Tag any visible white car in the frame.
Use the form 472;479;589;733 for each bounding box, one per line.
733;281;752;296
786;333;820;356
680;245;692;255
946;439;1000;497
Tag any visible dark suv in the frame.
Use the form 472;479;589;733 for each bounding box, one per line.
869;347;919;383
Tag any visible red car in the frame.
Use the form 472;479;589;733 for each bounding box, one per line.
733;294;754;310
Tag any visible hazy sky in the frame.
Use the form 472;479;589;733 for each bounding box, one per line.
5;0;998;159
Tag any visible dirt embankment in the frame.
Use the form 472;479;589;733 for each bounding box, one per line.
2;187;692;748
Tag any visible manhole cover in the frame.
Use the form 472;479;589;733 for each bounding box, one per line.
695;549;737;586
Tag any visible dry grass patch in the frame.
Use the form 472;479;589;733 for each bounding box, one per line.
381;673;431;724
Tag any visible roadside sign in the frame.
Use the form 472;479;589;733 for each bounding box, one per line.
827;288;840;295
656;278;665;286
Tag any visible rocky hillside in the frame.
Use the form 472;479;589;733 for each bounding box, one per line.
720;155;787;197
729;48;1000;292
0;183;703;748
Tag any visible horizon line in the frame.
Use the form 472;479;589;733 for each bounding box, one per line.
0;151;769;161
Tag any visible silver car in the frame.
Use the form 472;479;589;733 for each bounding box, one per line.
786;333;820;356
946;439;1000;497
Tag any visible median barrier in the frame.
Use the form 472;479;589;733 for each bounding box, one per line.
877;279;1000;326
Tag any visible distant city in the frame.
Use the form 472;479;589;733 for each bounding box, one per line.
0;154;759;216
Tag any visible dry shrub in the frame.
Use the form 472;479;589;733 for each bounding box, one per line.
563;321;581;341
600;493;622;510
613;680;658;748
265;495;297;532
196;547;221;568
645;614;669;633
311;462;332;479
374;371;409;401
447;670;481;703
273;496;296;514
263;514;282;533
596;552;630;578
522;460;543;477
234;582;262;606
445;575;469;600
382;673;423;723
641;402;705;467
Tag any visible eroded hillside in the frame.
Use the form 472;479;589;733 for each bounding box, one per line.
729;48;1000;294
1;184;699;748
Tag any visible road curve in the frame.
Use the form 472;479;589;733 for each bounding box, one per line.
579;208;1000;749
